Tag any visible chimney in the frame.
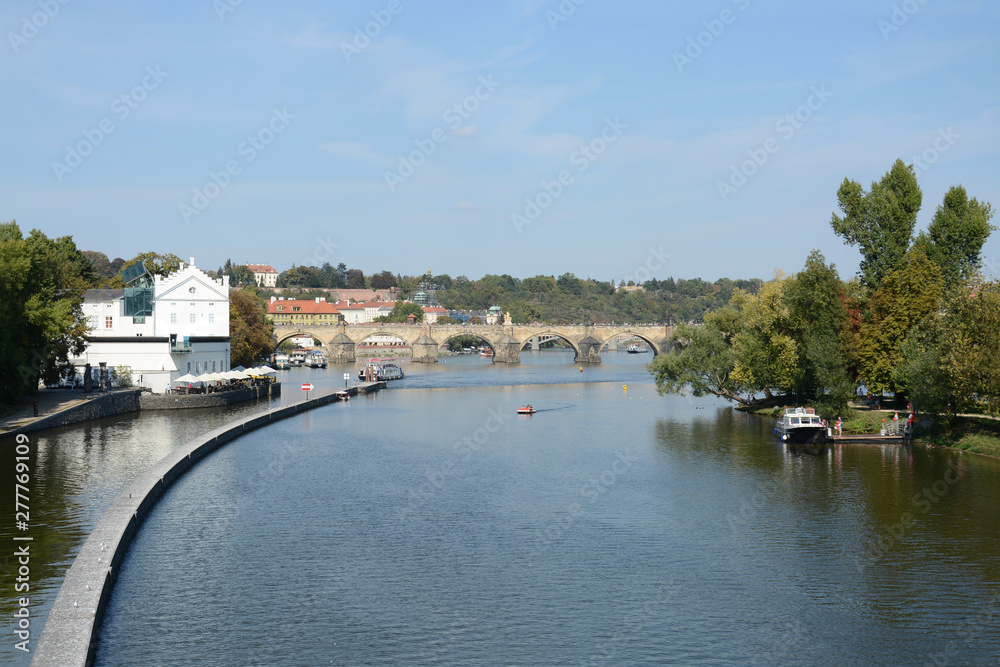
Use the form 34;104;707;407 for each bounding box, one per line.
315;297;320;303
270;296;276;303
189;257;195;266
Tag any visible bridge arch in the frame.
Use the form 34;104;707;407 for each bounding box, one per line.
515;331;582;361
598;331;661;355
438;331;498;356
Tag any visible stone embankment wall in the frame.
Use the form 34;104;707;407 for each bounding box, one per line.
32;381;384;667
5;390;143;437
139;383;280;410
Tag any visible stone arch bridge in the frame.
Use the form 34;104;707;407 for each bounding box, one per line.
273;324;675;364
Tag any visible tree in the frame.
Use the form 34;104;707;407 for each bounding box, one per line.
82;250;114;283
857;247;943;396
229;288;275;367
831;159;922;290
110;252;184;287
346;269;366;288
647;306;747;404
785;251;856;413
730;274;798;397
0;222;92;402
940;280;1000;416
914;185;995;290
229;264;255;286
370;270;397;290
374;300;423;323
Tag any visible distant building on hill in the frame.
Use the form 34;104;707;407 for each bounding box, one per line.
247;264;278;288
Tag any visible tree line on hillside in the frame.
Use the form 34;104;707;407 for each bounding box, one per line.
649;159;998;420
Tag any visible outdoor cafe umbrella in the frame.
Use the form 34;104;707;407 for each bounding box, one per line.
173;373;202;385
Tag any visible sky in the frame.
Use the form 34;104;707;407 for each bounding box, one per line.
2;0;998;284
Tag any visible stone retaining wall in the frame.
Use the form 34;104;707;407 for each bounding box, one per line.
4;390;143;437
32;381;384;667
139;383;281;410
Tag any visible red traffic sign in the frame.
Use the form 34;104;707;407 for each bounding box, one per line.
301;383;314;391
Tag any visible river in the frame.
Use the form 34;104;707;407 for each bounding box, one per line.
4;351;1000;665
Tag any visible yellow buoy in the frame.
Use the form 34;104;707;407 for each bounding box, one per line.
623;384;627;391
579;366;583;372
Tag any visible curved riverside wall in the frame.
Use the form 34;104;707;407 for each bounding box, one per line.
32;382;384;667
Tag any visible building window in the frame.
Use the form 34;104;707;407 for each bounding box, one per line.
187;362;191;373
89;315;98;329
170;313;177;323
212;360;216;372
208;313;214;324
190;313;196;323
105;316;113;329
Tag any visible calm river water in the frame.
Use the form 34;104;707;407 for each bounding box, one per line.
4;351;1000;665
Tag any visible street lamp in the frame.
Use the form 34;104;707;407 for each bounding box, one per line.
343;372;350;388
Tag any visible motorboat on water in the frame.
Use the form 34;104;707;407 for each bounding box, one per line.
307;351;327;368
273;354;290;370
517;405;536;415
626;343;649;353
775;407;828;443
358;360;405;382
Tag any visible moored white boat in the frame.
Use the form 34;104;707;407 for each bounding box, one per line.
775;407;827;443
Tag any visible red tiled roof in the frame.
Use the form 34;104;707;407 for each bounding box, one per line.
422;306;448;313
267;300;341;315
247;264;277;273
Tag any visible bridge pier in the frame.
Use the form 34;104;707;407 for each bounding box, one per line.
575;335;603;364
328;332;356;363
493;334;521;363
412;332;439;363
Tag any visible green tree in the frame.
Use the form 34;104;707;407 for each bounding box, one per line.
857;247;943;396
914;185;995;290
831;159;922;290
346;268;366;288
229;288;275;367
374;300;423;323
730;274;797;397
0;222;92;402
110;252;184;287
785;251;856;413
647;306;747;404
229;264;255;286
941;280;1000;416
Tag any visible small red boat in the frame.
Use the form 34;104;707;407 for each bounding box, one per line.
517;405;536;415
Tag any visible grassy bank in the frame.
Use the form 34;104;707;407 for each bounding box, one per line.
913;417;1000;458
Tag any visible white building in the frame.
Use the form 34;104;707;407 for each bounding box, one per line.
334;301;395;324
247;264;278;288
72;258;232;393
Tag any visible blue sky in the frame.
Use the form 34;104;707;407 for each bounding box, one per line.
2;0;998;283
